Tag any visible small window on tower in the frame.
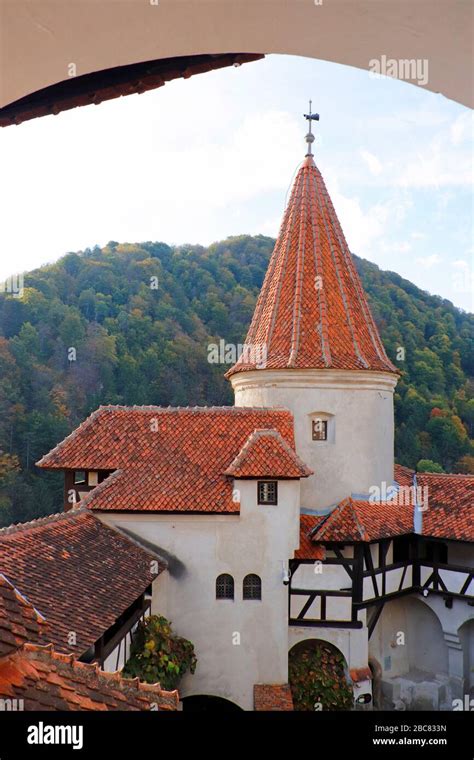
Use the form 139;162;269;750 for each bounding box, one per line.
312;419;328;441
257;481;278;505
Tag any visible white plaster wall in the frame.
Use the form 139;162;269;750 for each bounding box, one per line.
231;369;397;510
99;478;300;710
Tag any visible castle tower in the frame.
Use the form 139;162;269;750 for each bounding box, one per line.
227;108;398;511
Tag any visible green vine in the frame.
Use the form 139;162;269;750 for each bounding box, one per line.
123;615;197;691
289;642;353;711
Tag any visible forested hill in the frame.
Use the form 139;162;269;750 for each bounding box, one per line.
0;235;472;526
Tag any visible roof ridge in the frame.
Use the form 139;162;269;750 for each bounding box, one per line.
20;643;178;700
35;408;104;467
0;573;48;624
309;497;357;540
224;427;312;478
347;499;370;541
0;506;87;537
75;405;292;413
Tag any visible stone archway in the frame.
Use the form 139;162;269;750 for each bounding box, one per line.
369;596;450;710
2;1;472;121
288;638;353;711
181;694;243;712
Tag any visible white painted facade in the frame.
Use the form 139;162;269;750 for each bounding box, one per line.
99;479;301;710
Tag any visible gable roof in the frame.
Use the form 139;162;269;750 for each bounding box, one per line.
300;465;474;545
307;497;413;543
0;643;178;711
0;509;164;655
224;429;313;479
0;575;49;657
37;406;302;513
227;155;397;377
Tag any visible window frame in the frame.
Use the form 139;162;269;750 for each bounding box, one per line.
257;480;278;505
312;418;328;441
73;470;87;485
215;573;234;600
243;573;262;600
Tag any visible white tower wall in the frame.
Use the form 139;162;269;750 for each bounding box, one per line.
231;368;398;511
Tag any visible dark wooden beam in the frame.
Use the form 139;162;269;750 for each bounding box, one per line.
0;53;263;127
368;602;384;639
289;619;363;629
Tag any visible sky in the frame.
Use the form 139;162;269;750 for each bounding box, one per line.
0;54;473;311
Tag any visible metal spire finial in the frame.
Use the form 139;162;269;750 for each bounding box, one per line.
304;100;319;156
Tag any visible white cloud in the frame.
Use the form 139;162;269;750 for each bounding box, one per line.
360;149;383;176
415;254;442;269
450;112;473;146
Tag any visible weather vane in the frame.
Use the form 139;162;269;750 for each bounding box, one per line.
304;100;320;156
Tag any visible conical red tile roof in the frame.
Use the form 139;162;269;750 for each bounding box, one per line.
227;156;397;376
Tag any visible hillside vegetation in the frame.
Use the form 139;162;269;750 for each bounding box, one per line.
0;235;472;525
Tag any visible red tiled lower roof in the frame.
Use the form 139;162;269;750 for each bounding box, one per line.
0;575;49;657
0;643;178;711
0;509;164;654
295;515;326;559
254;683;293;711
224;429;312;479
37;406;300;513
309;497;413;543
395;464;474;542
302;466;474;544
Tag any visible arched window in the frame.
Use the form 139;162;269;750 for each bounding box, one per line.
216;574;234;600
243;574;262;600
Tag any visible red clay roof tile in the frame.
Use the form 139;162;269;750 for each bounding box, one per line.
302;465;474;544
0;643;178;711
37;406;302;513
0;509;164;655
296;515;326;560
224;429;313;478
0;575;49;657
227;156;397;377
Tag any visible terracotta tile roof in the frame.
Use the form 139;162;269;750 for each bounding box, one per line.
254;683;293;711
0;575;49;657
302;466;474;544
224;429;313;478
394;463;414;487
308;497;413;543
295;515;326;559
350;666;372;683
395;464;474;542
37;406;301;513
0;509;164;655
227;156;397;377
0;643;178;711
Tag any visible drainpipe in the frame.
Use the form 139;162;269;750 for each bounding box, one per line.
413;472;422;535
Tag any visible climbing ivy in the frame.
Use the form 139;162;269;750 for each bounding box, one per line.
289;642;354;711
123;615;197;691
